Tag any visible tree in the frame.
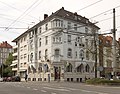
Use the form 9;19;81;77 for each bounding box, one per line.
3;53;13;77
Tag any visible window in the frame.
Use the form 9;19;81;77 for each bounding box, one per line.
85;64;90;72
79;49;84;60
86;50;89;60
45;24;48;30
68;35;71;43
20;55;23;59
53;37;55;42
21;38;23;43
55;49;60;56
67;22;71;29
107;60;112;67
66;63;72;72
35;53;37;60
39;51;41;59
38;63;42;73
39;27;41;34
45;36;48;45
75;42;77;46
53;37;62;43
67;48;72;58
28;55;29;62
45;49;48;60
30;53;33;62
85;27;88;33
77;64;84;72
86;39;88;47
24;36;26;41
61;20;63;27
24;54;27;59
74;24;77;31
39;38;41;47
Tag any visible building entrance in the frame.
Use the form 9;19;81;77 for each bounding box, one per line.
54;66;61;81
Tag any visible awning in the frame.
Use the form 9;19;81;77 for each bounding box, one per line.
10;63;17;66
75;62;82;68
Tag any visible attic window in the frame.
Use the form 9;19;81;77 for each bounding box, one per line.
78;17;81;20
66;14;69;16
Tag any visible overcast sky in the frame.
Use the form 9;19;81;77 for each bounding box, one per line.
0;0;120;45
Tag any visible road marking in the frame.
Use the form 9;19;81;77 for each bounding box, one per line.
33;88;38;91
51;93;56;94
81;90;92;92
43;87;70;92
58;87;79;90
41;90;47;92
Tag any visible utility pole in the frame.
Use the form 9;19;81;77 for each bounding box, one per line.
93;28;98;78
112;8;117;79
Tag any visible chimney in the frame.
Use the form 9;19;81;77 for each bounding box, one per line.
44;14;48;19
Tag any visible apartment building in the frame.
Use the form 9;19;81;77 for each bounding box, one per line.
12;7;99;82
0;41;12;68
99;35;120;78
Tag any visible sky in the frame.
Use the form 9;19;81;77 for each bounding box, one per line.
0;0;120;46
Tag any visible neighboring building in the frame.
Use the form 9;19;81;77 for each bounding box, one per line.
12;7;99;82
0;41;12;67
99;35;120;78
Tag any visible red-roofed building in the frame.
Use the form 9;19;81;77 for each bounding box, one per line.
0;41;13;66
99;35;120;79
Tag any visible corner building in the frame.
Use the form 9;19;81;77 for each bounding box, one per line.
12;7;100;82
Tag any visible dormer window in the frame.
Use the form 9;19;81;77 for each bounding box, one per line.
51;19;63;28
74;24;77;31
67;22;71;30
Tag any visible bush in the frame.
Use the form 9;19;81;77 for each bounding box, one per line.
86;78;120;85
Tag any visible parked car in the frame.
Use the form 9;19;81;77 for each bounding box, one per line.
12;76;21;82
0;77;3;82
7;77;12;82
3;77;7;82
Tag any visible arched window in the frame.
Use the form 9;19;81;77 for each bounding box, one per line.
79;49;84;60
68;48;72;58
77;64;84;72
85;64;90;72
86;50;89;60
66;63;72;72
55;49;60;56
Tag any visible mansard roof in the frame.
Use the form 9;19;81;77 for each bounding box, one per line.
12;7;100;42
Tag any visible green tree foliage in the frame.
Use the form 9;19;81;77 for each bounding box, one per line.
3;53;13;77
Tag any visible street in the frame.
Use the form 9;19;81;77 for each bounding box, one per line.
0;81;120;94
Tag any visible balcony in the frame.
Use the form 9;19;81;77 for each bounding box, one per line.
13;52;18;56
12;68;17;71
12;60;18;64
13;45;18;49
51;55;63;62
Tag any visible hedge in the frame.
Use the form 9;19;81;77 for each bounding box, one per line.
86;78;120;85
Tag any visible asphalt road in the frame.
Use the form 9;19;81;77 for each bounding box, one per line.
0;81;120;94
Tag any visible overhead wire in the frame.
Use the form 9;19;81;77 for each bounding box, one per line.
6;0;40;29
77;0;103;12
0;0;39;21
89;5;120;19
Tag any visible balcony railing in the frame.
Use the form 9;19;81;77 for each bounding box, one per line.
51;55;63;62
13;52;18;56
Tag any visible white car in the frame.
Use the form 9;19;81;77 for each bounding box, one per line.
0;77;3;82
